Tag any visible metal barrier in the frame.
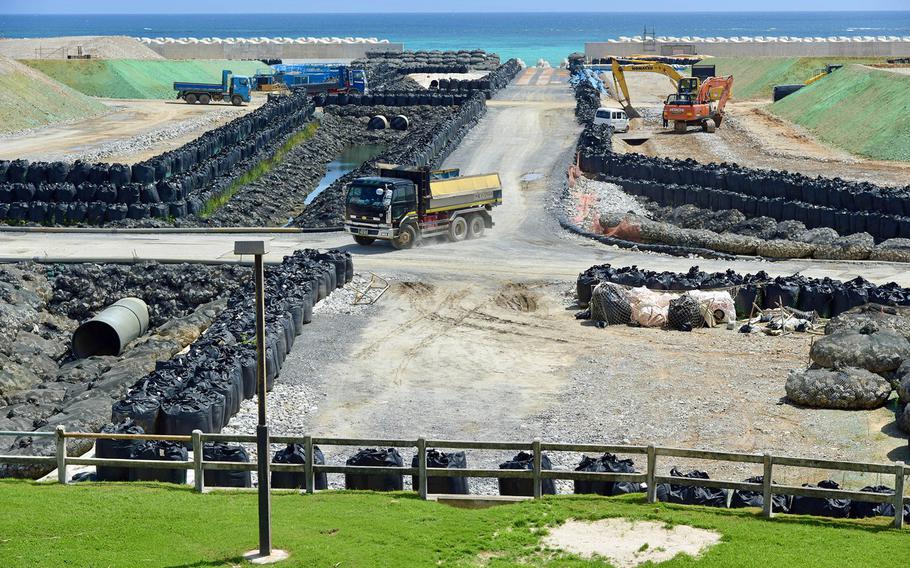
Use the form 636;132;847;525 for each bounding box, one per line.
1;428;906;528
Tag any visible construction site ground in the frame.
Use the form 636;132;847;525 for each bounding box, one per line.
2;71;908;486
610;72;910;186
0;97;261;164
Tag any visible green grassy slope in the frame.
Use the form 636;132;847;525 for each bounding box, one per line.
1;481;908;567
710;57;889;100
23;59;267;99
770;64;910;161
0;56;107;132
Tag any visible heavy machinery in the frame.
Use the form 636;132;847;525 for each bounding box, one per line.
344;163;502;249
772;64;843;101
610;59;685;108
268;64;367;95
173;69;252;105
662;75;734;133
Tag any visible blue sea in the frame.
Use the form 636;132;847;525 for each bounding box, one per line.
1;12;909;64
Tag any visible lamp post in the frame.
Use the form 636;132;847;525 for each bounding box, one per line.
234;240;287;564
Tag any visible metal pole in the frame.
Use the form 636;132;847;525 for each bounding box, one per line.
254;252;272;557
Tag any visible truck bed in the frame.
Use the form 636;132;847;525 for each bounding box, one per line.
427;174;502;213
173;82;225;92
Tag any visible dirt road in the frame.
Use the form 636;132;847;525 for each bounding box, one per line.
612;73;910;186
2;72;906;482
0;98;260;164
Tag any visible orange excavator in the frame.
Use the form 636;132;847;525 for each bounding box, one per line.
662;75;734;133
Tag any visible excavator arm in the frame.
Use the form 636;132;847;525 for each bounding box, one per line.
610;59;684;107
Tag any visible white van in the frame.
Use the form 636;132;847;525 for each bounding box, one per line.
593;107;629;132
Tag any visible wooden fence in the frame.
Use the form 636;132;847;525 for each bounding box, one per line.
1;427;907;528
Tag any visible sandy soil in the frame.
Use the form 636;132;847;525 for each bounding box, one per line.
611;73;910;186
0;97;262;164
544;518;721;567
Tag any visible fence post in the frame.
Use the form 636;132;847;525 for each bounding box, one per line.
417;437;427;500
894;462;905;530
192;430;204;493
55;426;66;485
646;445;657;504
532;438;542;499
304;435;315;495
762;453;773;519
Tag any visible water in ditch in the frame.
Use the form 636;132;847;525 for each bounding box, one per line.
304;143;387;206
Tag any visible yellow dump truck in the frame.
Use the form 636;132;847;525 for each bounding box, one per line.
343;163;502;249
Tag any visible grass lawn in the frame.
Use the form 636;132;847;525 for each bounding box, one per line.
1;480;907;567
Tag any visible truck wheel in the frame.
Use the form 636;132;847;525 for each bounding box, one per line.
354;235;375;246
392;224;418;250
231;95;243;106
467;215;485;239
448;217;468;242
703;118;716;133
199;94;211;105
673;121;687;134
185;94;197;104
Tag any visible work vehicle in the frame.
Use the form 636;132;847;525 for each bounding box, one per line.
610;59;686;108
174;70;252;105
344;163;502;249
772;64;843;101
593;107;630;132
269;64;367;94
662;75;734;133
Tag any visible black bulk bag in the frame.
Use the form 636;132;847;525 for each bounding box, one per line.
34;183;53;201
139;184;160;204
849;485;895;519
668;294;703;331
574;453;643;496
0;159;9;182
202;442;252;488
830;283;869;317
129;440;188;484
132;163;156;184
118;184;140;205
67;202;88;223
272;443;328;490
46;161;70;183
54;183;77;203
96;420;145;482
27;202;48;223
111;392;161;434
498;451;556;497
796;284;833;318
86;202;106;223
108;163;131;186
656;468;728;507
411;449;469;495
66;161;91;185
0;184;11;203
51;203;68;224
161;391;214;437
790;480;851;518
763;278;799;309
149;203;169;218
14;182;35;201
730;476;790;513
6;159;28;183
26;162;48;185
345;448;404;491
96;184;118;204
76;182;96;202
734;285;763;319
127;203;150;220
169;200;188;218
106;203;128;221
88;163;110;184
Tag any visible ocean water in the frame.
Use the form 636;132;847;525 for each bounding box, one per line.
1;12;909;64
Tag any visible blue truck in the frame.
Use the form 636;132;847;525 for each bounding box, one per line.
173;70;253;106
266;64;368;94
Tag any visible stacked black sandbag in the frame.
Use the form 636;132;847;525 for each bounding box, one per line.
95;420;145;482
574;453;643;496
656;468;728;507
202;442;252;488
729;476;791;513
411;449;469;495
345;448;404;491
498;451;556;496
789;480;851;518
848;486;896;519
129;440;189;484
271;443;328;490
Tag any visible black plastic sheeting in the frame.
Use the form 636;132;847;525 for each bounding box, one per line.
344;448;405;491
271;443;328;490
577;263;910;319
130;440;189;484
0;93;316;224
104;250;348;452
411;449;469;495
789;480;852;518
656;468;729;508
202;442;252;488
573;453;643;496
498;451;556;496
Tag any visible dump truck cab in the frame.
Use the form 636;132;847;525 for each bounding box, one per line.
344;164;501;249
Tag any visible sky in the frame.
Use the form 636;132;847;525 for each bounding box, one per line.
2;1;908;14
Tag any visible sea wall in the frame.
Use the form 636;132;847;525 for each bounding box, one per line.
142;38;403;60
586;38;910;58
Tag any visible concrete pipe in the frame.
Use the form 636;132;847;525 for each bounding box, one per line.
72;298;150;358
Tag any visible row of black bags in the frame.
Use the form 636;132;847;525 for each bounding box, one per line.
110;250;352;437
577;264;910;319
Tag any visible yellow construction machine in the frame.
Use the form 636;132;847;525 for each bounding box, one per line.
610;59;686;108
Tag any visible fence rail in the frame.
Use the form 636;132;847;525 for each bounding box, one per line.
1;427;906;528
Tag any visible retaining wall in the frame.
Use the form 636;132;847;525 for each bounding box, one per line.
586;40;910;58
146;42;403;61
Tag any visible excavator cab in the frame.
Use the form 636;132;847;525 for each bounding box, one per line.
677;77;700;95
